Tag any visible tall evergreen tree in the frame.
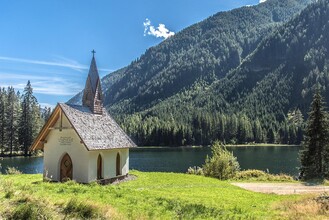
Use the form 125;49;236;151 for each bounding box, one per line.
300;89;329;179
5;87;20;156
43;107;52;121
0;88;6;154
19;81;40;156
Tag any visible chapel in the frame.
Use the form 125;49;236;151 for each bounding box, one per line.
30;52;136;183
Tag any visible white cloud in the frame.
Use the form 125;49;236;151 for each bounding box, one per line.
259;0;267;3
143;18;175;40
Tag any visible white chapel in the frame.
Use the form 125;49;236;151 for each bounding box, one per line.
30;53;136;183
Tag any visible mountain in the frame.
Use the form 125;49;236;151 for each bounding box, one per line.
69;0;317;146
193;0;329;130
134;0;329;146
103;0;313;115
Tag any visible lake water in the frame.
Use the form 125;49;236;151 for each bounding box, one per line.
0;146;301;176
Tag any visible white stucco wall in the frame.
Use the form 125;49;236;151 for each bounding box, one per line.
88;148;129;182
43;114;90;183
43;112;130;183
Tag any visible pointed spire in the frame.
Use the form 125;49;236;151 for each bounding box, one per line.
82;51;103;114
88;56;100;94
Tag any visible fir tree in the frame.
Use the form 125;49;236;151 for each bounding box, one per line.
19;81;41;156
0;88;6;154
300;89;329;179
5;87;20;156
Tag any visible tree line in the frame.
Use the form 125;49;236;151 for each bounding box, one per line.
0;81;50;156
119;109;304;146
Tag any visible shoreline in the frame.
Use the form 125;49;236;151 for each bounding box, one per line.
225;144;301;147
135;144;301;149
0;154;42;159
0;144;301;158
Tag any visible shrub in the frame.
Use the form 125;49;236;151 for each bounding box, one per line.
234;170;267;179
203;141;240;180
6;167;22;175
234;169;294;181
187;166;204;175
63;198;100;219
324;179;329;186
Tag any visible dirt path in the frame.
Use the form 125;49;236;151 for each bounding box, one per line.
232;182;329;195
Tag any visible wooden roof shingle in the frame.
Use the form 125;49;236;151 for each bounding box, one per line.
60;103;136;150
30;103;136;151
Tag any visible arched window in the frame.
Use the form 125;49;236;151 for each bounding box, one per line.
116;153;121;176
97;154;103;179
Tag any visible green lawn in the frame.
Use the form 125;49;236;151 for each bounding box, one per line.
0;171;307;219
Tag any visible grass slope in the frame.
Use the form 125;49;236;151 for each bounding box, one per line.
0;171;318;219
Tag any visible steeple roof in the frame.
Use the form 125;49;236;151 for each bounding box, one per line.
82;51;103;114
88;56;100;94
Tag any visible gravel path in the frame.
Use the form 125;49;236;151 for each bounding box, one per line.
232;182;329;195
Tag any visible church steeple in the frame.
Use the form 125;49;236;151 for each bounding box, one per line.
82;51;103;114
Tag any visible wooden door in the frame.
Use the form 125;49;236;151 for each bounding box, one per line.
60;153;73;182
97;154;102;179
116;153;121;176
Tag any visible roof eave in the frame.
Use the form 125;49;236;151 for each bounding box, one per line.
29;104;61;151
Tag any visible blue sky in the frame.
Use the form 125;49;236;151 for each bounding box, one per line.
0;0;261;107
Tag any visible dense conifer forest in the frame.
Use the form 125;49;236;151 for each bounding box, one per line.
0;81;50;156
70;0;329;146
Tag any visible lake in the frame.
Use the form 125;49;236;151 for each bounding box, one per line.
0;146;301;176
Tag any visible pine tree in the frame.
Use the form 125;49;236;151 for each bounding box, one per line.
300;89;329;179
43;107;52;121
5;87;20;156
0;88;6;154
19;81;41;156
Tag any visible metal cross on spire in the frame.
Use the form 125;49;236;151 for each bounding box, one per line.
91;49;96;57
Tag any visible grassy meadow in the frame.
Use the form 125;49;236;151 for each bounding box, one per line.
0;171;328;219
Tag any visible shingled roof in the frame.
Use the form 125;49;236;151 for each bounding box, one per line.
60;103;136;150
82;54;103;114
87;56;100;94
30;103;136;151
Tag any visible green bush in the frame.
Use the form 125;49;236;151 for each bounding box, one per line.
235;170;267;179
6;167;22;175
234;169;294;181
203;141;240;180
187;166;204;175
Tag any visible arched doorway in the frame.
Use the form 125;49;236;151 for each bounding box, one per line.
97;154;103;179
60;153;73;182
116;153;121;176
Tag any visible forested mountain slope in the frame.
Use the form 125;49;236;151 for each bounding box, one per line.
199;0;329;129
102;0;312;115
69;0;316;146
121;0;329;146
